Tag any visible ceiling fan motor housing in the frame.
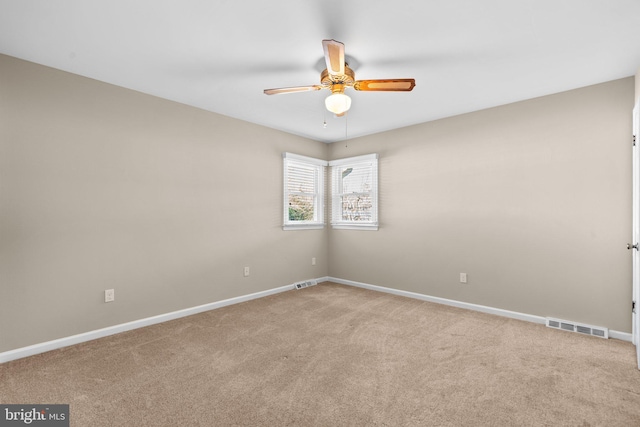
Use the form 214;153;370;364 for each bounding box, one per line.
321;64;355;88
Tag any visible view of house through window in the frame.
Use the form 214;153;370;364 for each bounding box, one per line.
334;165;373;221
330;154;378;230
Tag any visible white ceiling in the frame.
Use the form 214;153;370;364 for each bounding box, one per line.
1;0;640;143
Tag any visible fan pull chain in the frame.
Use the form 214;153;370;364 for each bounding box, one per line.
345;112;348;148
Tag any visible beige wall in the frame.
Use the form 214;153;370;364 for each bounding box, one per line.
328;77;634;333
1;53;634;354
0;54;329;352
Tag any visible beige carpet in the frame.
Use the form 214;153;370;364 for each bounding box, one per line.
1;282;640;426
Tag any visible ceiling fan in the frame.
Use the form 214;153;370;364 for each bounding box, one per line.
264;39;416;116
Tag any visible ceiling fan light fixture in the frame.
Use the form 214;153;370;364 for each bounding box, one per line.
325;92;351;115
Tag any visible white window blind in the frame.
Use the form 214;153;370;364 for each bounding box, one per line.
329;154;378;230
283;153;327;230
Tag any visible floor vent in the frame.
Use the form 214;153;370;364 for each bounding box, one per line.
293;279;317;290
546;317;608;339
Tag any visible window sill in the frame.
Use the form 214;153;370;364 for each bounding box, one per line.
331;223;378;231
283;224;325;231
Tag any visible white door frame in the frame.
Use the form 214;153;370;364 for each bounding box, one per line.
632;102;640;369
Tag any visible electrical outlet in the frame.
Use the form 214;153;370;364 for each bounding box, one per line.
460;273;468;284
312;257;316;266
105;289;115;302
244;266;250;277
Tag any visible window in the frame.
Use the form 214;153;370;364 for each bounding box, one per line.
283;153;327;230
329;154;378;230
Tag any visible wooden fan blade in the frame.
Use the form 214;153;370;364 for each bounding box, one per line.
353;79;416;91
264;85;324;95
322;39;345;76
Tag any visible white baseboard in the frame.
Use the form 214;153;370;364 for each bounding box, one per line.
0;283;298;364
609;330;633;341
326;277;633;343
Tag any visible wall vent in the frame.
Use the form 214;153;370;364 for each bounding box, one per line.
293;279;318;290
546;317;608;339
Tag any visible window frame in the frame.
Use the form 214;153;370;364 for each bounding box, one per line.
282;152;327;231
329;153;379;230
